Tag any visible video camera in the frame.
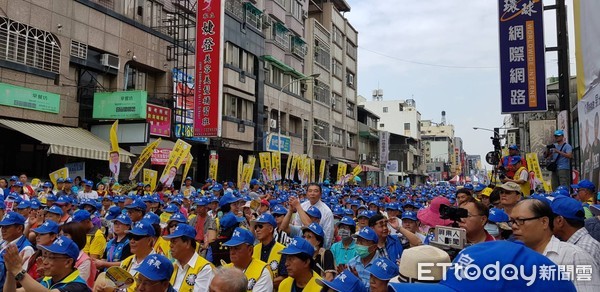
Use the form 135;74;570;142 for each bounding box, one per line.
439;204;468;226
430;204;469;259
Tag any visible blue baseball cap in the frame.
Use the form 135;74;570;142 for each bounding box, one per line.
271;205;288;215
16;200;31;209
55;196;70;205
488;208;509;223
510;156;522;165
168;212;188;224
114;214;133;226
473;184;486;192
302;222;325;238
0;212;26;226
105;206;122;220
388;241;576;292
508;144;519;150
253;213;277;227
195;197;208;206
56;178;64;183
366;257;399;280
164;204;179;213
463;183;473;190
279;237;315;257
164;223;196;240
573;179;596;192
554;129;564;136
13;181;23;187
337;216;356;227
39;236;80;260
317;269;366;292
220;213;245;230
356;210;371;219
223;227;255;247
401;211;418;221
46;194;57;202
219;192;241;207
125;198;147;211
142;212;160;225
42;182;53;188
250;178;261;185
136;254;174;281
64;178;73;183
128;220;156;237
211;184;223;192
354;226;378;243
33;220;60;234
306;206;322;219
551;196;585;221
85;180;94;187
47;205;64;216
72;210;91;223
9;175;17;181
30;199;41;210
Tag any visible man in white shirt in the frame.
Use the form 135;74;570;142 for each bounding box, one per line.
165;223;214;291
77;180;98;200
0;212;35;287
293;183;334;249
511;199;600;290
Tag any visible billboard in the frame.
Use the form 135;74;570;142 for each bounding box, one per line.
172;69;208;143
93;91;147;119
574;0;600;99
147;104;171;137
577;85;600;185
498;0;547;113
194;0;224;137
528;120;556;160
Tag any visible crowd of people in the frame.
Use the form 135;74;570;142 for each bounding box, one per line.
0;169;599;291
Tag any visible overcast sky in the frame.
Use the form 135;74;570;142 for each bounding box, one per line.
345;0;576;168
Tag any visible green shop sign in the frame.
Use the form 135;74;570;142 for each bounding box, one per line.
93;90;147;119
0;82;61;113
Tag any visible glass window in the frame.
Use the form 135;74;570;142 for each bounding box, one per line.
346;101;355;118
346;40;357;60
332;93;343;112
331;59;342;79
346;71;355;88
404;123;411;130
333;127;343;146
225;0;244;19
383;107;388;113
314;38;330;69
314;81;330;105
348;133;356;148
273;22;290;49
332;26;343;47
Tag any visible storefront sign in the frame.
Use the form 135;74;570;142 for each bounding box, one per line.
265;133;291;153
147;104;171;137
0;82;60;113
93;91;147;119
194;0;224;137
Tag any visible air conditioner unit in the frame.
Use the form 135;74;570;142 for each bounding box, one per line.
269;119;277;128
262;14;272;28
359;153;367;161
100;54;120;70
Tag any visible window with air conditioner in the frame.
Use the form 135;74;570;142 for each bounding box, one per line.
346;71;355;87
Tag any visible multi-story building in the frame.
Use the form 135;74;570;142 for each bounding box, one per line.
305;0;359;178
420;116;455;182
357;104;380;185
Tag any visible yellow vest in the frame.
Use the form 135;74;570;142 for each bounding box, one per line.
120;255;138;292
278;271;322;292
170;253;214;292
224;259;272;291
154;237;174;261
514;166;531;197
253;241;285;278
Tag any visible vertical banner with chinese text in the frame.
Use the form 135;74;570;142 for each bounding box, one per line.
271;152;281;181
143;169;158;191
318;159;326;183
208;152;218;181
337;162;347;185
159;139;191;188
498;0;547;113
259;152;272;182
194;0;224;137
129;138;161;180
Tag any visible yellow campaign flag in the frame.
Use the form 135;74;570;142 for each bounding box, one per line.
337;162;347;184
182;154;194;181
304;158;311;184
290;153;298;180
242;163;252;189
526;153;552;193
285;153;292;180
49;167;69;190
159;139;192;187
259;152;272;182
237;156;243;190
143;168;158;191
247;155;257;183
311;158;316;183
208;153;218;182
109;120;119;152
319;159;326;183
129;138;161;180
271;152;281;181
352;165;362;177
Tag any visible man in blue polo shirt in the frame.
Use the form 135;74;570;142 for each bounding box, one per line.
330;216;357;268
544;130;573;190
347;227;380;290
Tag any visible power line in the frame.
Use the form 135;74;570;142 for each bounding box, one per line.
358;46;497;69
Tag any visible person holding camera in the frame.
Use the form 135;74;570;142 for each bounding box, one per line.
501;156;531;197
497;144;527;179
544;130;573;190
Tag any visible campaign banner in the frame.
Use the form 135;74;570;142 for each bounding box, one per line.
237;155;243;190
147;104;171;137
271;152;281;181
337;162;347;185
498;0;547;113
208;152;218;181
528;120;556;159
244;155;256;185
49;167;69;190
194;0;224;137
65;162;85;182
318;159;326;183
241;163;251;190
285;154;292;180
259;152;272;182
129;138;161;180
379;131;389;165
574;0;600;99
525;153;551;193
181;154;194;193
172;69;209;143
577;84;600;186
289;153;299;180
310;158;316;183
109;120;120;178
159;139;192;187
143;169;158;191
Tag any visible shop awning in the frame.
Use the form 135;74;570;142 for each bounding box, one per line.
332;157;356;165
261;55;306;78
388;172;409;177
0;119;134;163
360;164;380;172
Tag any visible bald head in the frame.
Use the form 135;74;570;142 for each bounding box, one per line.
209;267;247;292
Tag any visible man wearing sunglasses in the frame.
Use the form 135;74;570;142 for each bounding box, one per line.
2;235;90;292
510;199;600;290
252;213;287;289
0;212;34;289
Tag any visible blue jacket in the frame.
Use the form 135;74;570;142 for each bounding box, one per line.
0;236;33;288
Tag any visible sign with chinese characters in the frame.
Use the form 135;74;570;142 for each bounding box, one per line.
379;131;389;166
194;0;224;137
147;104;171;137
93;91;147;119
172;69;208;143
499;0;547;113
265;133;291;154
0;82;60;113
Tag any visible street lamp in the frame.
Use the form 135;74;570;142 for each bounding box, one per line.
276;73;320;171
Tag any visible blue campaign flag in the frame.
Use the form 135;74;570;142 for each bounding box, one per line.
498;0;547;114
